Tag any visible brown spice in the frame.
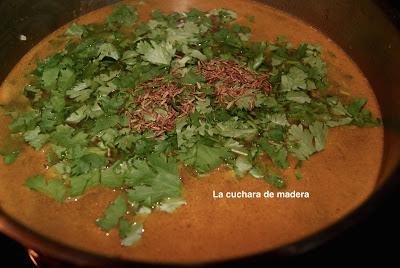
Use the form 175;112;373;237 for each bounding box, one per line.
126;59;270;136
126;79;199;136
200;59;270;109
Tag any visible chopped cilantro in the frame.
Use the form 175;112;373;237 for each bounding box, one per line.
288;124;318;160
119;220;143;246
65;22;86;37
159;197;187;213
0;150;20;165
295;172;303;180
96;195;127;232
25;175;66;202
6;4;380;247
137;41;176;65
24;127;49;150
179;143;232;174
265;173;285;189
245;15;255;23
107;5;138;28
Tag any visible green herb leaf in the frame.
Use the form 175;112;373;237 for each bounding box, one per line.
286;91;311;104
288;124;316;160
25;174;66;202
107;5;138;28
0;150;20;165
179;143;232;174
137;41;176;65
65;22;85;37
234;155;253;177
159;197;186;213
127;155;182;207
96;195;127;232
265;173;285;188
309;121;328;152
23;127;49;150
280;67;308;91
119;220;143;246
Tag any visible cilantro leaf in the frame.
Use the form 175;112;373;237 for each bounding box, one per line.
119;220;143;246
66;105;90;124
286;91;311;104
179;143;232;174
288;124;316;160
265;173;285;189
100;163;126;188
258;140;289;169
42;67;60;91
159;197;186;213
96;195;127;232
66;81;93;102
309;121;328;152
98;43;120;61
69;170;100;197
249;166;264;178
107;5;138;28
346;99;380;127
234;155;253;177
347;98;367;117
280;67;308;91
24;127;49;150
25;174;66;202
195;98;212;114
136;41;176;65
267;113;289;126
167;21;200;45
65;22;85;37
57;68;76;92
215;118;258;140
0;150;20;165
127;155;182;207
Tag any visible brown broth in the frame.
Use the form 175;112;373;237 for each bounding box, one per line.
0;0;383;264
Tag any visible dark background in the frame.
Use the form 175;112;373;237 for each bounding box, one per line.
1;0;400;267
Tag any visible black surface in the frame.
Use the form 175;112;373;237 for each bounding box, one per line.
0;234;34;267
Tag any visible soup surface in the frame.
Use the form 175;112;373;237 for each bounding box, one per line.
0;0;383;264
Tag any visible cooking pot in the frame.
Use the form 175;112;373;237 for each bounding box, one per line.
0;0;399;267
